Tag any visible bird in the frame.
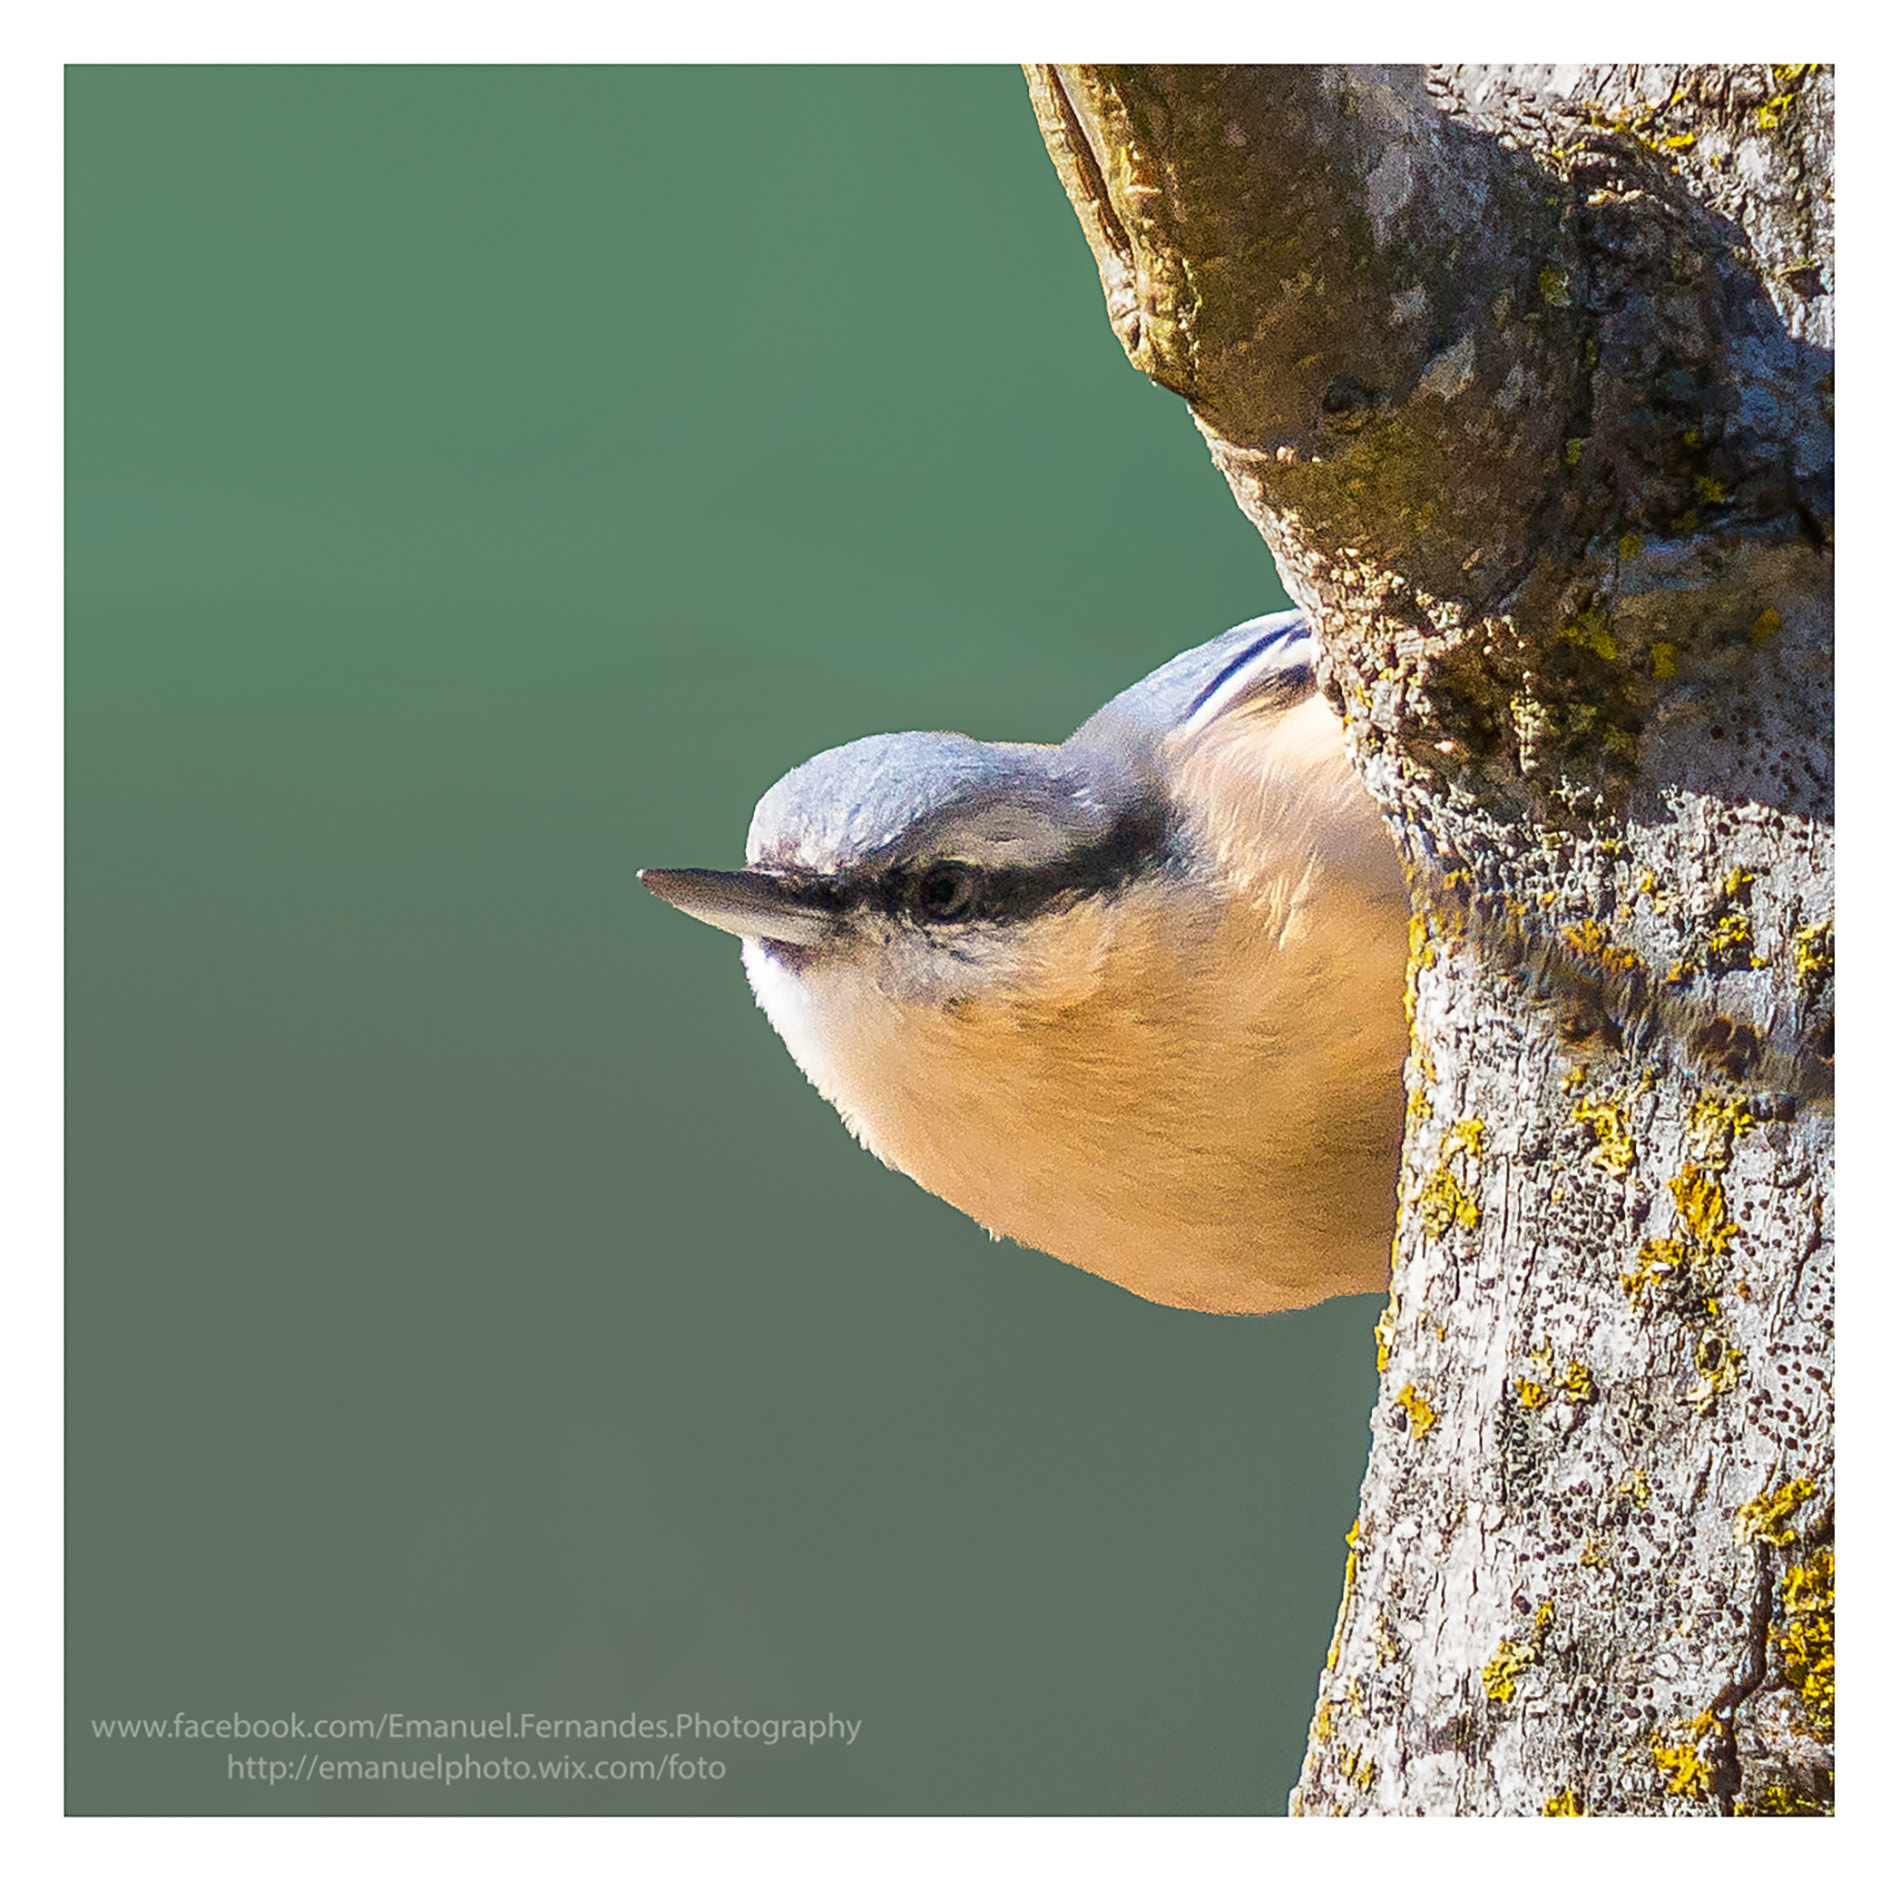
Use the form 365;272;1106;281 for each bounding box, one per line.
641;612;1410;1314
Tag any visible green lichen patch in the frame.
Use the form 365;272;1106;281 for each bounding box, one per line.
1559;605;1617;662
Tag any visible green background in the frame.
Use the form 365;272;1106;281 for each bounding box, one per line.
66;65;1382;1815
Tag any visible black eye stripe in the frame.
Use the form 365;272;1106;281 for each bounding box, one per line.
870;803;1172;927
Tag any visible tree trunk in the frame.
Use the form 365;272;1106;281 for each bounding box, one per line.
1025;63;1833;1817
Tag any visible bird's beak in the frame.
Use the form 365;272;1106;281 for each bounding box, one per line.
639;868;838;946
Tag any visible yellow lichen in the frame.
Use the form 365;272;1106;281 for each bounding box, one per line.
1734;1783;1827;1816
1574;1096;1636;1174
1775;1548;1833;1737
1416;1116;1484;1238
1404;910;1434;1030
1685;1328;1743;1413
1618;533;1643;559
1561;1360;1595;1403
1652;1711;1718;1797
1757;90;1799;131
1321;1517;1364;1677
1650;640;1678;678
1687;1094;1753;1167
1416;1165;1478;1238
1792;918;1833;984
1670;1165;1737;1260
1481;1603;1554;1706
1542;1789;1586;1815
1515;1377;1549;1410
1560;607;1617;661
1750;605;1782;645
1395;1382;1436;1439
1375;1609;1401;1666
1708;909;1755;961
1621;1236;1687;1300
1734;1478;1816;1547
1563;919;1640;974
1482;1638;1536;1704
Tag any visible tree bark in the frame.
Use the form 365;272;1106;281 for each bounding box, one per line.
1026;64;1833;1816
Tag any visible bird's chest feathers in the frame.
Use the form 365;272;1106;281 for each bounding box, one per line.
747;898;1233;1221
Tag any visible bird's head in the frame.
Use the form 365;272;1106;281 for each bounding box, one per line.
641;731;1167;1010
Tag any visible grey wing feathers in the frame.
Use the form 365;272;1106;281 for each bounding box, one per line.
1066;611;1314;756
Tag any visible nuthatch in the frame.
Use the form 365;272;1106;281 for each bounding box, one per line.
642;613;1409;1314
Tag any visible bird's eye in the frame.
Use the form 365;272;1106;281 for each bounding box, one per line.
912;862;979;923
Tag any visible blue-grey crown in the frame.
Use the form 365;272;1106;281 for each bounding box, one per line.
746;732;1132;875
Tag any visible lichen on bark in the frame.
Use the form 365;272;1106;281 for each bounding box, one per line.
1027;63;1833;1816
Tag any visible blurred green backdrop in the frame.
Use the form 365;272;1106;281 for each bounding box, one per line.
66;66;1383;1815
